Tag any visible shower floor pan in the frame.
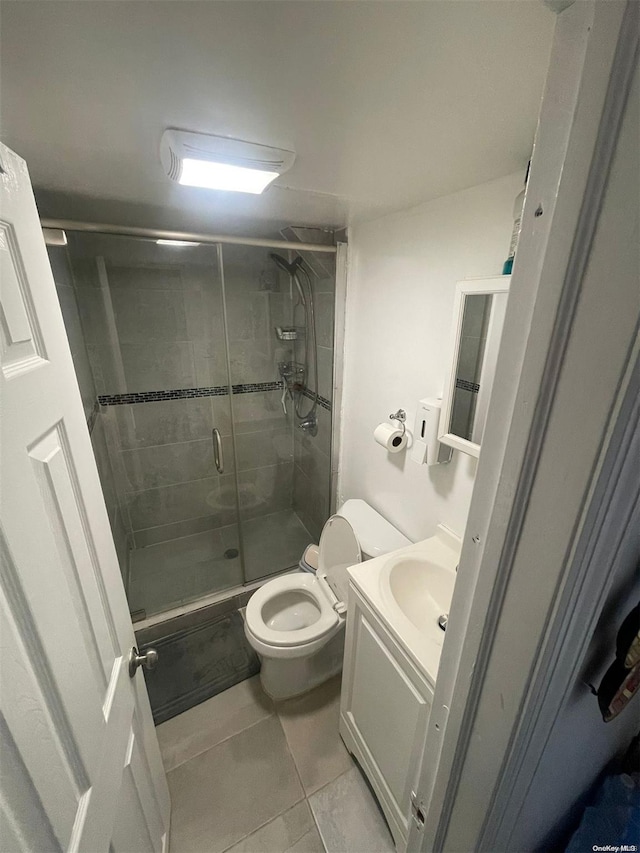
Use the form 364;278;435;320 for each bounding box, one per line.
127;509;313;620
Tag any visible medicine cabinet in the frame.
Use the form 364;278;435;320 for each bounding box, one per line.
439;276;510;457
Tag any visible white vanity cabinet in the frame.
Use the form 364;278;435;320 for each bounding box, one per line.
339;583;433;851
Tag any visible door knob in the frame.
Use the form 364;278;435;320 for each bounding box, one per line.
128;646;158;678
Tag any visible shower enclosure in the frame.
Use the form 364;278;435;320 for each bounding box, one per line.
47;229;340;623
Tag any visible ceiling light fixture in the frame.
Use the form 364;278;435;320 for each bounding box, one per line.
156;239;201;247
160;129;295;195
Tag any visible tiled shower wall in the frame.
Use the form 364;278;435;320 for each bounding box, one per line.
51;233;336;594
222;246;296;528
67;237;298;552
292;255;335;541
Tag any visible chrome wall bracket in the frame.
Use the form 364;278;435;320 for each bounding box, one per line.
389;408;407;437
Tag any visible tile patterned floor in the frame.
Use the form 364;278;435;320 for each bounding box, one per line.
160;674;396;853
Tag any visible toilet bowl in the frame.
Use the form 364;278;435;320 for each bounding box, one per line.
244;499;411;700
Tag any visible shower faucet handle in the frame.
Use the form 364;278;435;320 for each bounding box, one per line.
298;413;318;436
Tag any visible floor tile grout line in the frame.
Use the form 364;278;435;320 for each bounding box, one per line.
276;712;354;801
312;761;397;852
270;711;333;852
307;763;390;853
307;763;355;800
165;681;386;853
163;704;277;774
217;796;312;853
272;710;309;798
163;677;357;852
306;794;329;853
209;709;308;853
274;695;355;853
274;706;311;796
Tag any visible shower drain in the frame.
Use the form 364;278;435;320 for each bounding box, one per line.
224;548;239;559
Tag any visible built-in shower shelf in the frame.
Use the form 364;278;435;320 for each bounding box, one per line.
275;326;305;341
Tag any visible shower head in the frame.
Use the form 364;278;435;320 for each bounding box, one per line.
270;253;307;306
270;253;304;277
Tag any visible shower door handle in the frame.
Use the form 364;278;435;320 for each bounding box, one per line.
212;428;224;474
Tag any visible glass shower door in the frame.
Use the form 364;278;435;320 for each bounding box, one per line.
57;231;337;609
64;233;243;618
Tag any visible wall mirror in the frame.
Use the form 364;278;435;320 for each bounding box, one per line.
439;276;510;457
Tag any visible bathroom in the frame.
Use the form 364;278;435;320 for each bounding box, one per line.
2;2;638;852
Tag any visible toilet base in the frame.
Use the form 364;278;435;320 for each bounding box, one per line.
257;630;345;701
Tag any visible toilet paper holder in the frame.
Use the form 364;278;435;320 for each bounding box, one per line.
389;409;407;438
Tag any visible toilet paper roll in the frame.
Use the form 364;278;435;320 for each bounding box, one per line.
374;422;408;453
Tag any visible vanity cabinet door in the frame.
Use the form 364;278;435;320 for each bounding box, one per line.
340;585;433;849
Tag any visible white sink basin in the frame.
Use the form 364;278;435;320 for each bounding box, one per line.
385;555;456;637
347;525;460;683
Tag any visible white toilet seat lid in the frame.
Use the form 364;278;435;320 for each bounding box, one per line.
319;515;362;576
245;573;339;648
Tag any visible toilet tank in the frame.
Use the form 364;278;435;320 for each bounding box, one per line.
337;499;411;560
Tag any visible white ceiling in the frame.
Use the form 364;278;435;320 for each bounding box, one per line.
0;1;554;237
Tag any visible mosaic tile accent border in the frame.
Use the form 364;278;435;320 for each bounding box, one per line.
300;387;332;411
97;381;281;407
233;381;283;395
455;378;480;394
96;381;332;411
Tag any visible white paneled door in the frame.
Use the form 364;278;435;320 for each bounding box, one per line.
0;144;171;851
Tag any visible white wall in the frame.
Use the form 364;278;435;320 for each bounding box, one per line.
339;171;523;541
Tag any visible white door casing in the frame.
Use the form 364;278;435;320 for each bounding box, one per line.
0;144;170;851
412;3;638;850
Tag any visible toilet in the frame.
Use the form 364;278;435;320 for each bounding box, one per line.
244;499;411;700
